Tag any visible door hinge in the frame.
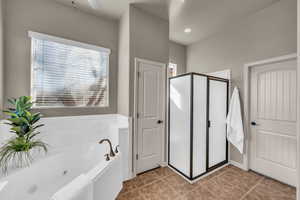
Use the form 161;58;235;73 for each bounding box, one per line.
136;154;139;160
137;113;139;118
137;72;141;78
208;120;211;128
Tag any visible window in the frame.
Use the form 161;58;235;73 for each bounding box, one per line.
169;63;177;77
29;31;110;108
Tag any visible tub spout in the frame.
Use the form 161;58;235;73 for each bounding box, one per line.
99;139;116;157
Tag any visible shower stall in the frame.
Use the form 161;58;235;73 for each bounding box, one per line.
168;72;229;180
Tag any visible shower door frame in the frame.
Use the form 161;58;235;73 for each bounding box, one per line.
168;72;229;181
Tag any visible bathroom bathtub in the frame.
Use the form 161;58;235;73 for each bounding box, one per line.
0;143;123;200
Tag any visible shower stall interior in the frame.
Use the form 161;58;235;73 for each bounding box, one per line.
168;72;229;180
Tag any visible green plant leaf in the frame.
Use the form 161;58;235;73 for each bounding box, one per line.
7;98;16;105
28;132;40;140
3;111;18;118
33;124;44;130
11;126;21;133
1;96;47;172
3;122;13;126
19;117;30;125
7;118;22;124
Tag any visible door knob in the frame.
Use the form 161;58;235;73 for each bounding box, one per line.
157;120;163;124
251;121;258;126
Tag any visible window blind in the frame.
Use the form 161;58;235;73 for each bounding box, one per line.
30;32;110;108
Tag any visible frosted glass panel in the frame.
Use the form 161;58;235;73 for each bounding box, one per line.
209;80;227;167
169;73;228;180
169;76;191;177
193;75;207;177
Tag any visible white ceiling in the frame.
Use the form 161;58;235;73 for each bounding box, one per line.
54;0;279;45
54;0;169;19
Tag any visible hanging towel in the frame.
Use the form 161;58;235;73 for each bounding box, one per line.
51;174;93;200
226;87;244;154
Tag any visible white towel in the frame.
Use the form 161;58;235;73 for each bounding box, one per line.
226;87;244;154
51;174;93;200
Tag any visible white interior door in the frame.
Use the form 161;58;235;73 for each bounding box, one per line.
136;59;166;174
250;58;297;186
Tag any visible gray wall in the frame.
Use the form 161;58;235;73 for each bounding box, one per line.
118;8;130;116
169;41;186;75
3;0;119;117
116;5;169;166
129;5;169;163
128;5;169;116
187;0;297;164
0;0;3;114
297;1;300;199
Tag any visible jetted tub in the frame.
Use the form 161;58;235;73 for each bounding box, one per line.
0;143;123;200
0;114;129;200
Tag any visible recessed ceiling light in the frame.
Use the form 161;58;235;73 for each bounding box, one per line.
184;28;192;33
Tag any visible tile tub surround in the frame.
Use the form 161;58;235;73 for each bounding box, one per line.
0;114;129;152
117;165;296;200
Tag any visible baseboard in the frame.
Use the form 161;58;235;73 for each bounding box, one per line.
125;163;166;181
160;162;168;167
123;171;136;181
167;163;229;184
230;160;248;171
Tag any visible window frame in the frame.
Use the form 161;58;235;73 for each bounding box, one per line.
29;31;111;109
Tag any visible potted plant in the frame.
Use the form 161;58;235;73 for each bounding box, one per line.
0;96;47;173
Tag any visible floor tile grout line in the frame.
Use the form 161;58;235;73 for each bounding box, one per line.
154;177;183;199
239;177;265;200
119;173;174;196
118;166;296;200
119;165;236;198
120;167;200;198
120;178;161;196
130;173;179;199
170;166;233;199
170;166;264;199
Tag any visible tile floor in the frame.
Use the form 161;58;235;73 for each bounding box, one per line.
116;165;296;200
